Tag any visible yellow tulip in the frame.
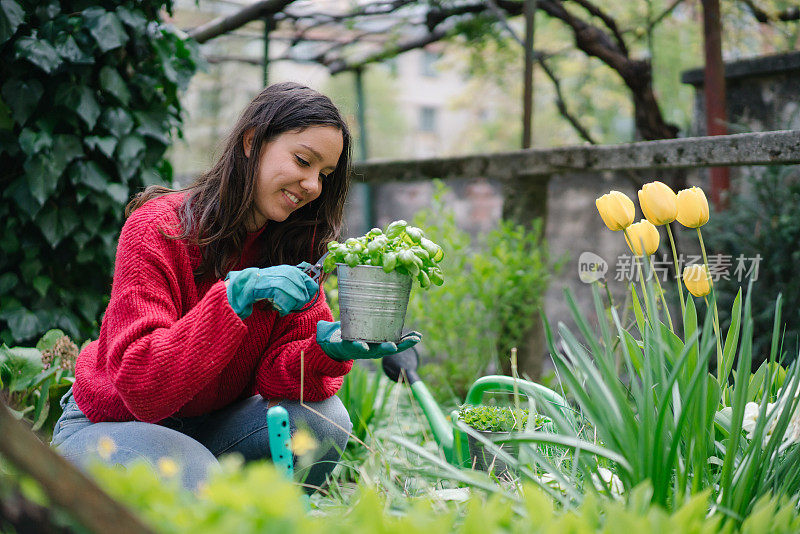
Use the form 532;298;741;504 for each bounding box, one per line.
683;264;712;297
676;187;710;228
638;181;678;225
596;191;635;231
624;219;660;256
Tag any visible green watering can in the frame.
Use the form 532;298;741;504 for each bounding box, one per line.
382;348;576;467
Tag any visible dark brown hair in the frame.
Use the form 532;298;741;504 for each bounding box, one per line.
126;82;352;280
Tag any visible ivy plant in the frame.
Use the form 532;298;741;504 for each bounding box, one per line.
0;0;201;345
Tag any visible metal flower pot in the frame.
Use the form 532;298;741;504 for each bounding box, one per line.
467;430;519;477
336;264;413;343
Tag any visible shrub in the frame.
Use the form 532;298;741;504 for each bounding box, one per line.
0;0;200;345
405;181;556;401
706;166;800;367
0;329;76;438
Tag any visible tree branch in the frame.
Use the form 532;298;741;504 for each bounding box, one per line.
570;0;629;56
188;0;297;44
739;0;800;22
328;27;449;73
538;56;598;144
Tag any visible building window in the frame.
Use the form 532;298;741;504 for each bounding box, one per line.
420;50;440;77
419;106;437;133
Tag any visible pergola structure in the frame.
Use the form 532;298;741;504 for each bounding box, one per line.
185;0;736;207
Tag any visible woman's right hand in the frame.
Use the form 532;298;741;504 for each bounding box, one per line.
225;266;319;319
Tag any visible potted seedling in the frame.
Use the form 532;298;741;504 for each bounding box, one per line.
323;220;444;342
458;405;553;476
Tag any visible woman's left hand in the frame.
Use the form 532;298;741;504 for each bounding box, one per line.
316;320;421;361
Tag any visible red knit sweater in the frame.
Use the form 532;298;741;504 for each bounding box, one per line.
73;193;352;424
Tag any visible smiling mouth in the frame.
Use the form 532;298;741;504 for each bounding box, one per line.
282;189;301;205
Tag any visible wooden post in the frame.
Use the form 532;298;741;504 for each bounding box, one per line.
0;400;154;534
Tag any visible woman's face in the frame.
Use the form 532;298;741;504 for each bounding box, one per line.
244;125;343;230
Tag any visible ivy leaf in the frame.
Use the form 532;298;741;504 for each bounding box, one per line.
18;128;53;155
106;183;129;204
84;135;117;158
71;160;109;192
55;85;101;129
116;133;145;164
99;66;130;106
0;0;24;45
23;154;61;205
6;177;41;218
115;6;147;33
32;275;51;297
53;32;93;64
0;272;18;294
1;78;44;125
39;207;74;248
134;110;170;144
83;7;128;53
50;134;83;175
15;36;62;73
101;107;134;138
2;309;40;344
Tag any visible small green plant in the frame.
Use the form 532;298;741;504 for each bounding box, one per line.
0;329;77;438
458;405;545;433
323;221;444;289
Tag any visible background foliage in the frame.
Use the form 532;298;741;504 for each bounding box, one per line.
0;0;200;345
406;182;556;401
706;166;800;366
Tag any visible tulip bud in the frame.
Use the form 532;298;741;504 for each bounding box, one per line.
624;219;660;256
683;264;712;297
676;187;710;228
596;191;635;231
638;181;678;225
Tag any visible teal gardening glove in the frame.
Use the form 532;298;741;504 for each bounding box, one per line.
316;320;422;361
226;265;319;319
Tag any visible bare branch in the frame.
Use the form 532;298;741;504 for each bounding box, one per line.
649;0;686;30
328;27;449;74
188;0;297;44
739;0;800;22
537;55;598;144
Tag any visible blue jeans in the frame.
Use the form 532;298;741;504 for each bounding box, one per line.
51;388;352;494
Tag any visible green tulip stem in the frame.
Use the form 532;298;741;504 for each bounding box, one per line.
666;223;686;320
648;255;674;332
625;228;654;323
697;228;724;377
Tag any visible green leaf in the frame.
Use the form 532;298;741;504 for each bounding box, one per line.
84;135;117;158
1;78;44;124
35;329;65;352
133;110;170;144
99;66;131;106
32;275;51;297
0;0;24;45
7;177;41;217
0;272;18;294
116;6;147;32
15;36;62;73
18;127;53;155
52;32;93;64
71;160;108;192
83;7;129;53
38;204;79;248
116;133;145;164
55;85;101;129
2;309;40;342
106;183;129;204
0;344;43;391
101;107;134;138
23;154;61;205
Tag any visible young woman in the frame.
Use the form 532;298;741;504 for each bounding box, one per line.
51;82;420;493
